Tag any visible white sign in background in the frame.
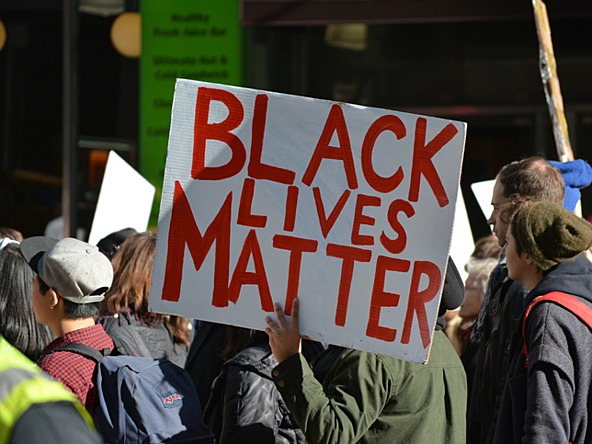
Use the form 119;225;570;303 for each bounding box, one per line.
470;179;495;228
450;188;475;283
150;79;467;363
87;151;155;246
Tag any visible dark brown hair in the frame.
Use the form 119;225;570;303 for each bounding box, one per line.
221;326;268;360
102;231;190;346
510;220;525;257
496;156;564;223
37;275;100;319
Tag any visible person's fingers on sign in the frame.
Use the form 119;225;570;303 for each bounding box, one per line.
265;298;302;363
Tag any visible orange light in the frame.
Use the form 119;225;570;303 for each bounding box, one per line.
110;12;141;58
0;19;6;52
88;150;110;190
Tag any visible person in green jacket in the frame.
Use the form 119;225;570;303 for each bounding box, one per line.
264;261;467;444
0;335;101;444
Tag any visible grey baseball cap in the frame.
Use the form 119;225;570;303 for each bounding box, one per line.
20;236;113;304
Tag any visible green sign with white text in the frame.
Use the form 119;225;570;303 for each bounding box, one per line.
140;0;243;223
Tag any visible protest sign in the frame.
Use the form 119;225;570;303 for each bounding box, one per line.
88;151;155;246
150;79;466;363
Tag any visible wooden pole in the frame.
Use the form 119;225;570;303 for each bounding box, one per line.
532;0;574;162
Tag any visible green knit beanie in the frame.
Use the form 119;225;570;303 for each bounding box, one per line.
514;201;592;271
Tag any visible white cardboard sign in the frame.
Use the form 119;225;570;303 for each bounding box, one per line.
450;188;475;283
150;79;467;363
87;151;155;246
470;179;495;229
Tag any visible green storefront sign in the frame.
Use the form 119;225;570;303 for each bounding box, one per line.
140;0;243;224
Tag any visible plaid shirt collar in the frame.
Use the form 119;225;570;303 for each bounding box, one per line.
43;324;113;355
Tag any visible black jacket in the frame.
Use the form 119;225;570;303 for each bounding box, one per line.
466;259;529;443
185;322;324;409
203;343;305;444
185;321;228;407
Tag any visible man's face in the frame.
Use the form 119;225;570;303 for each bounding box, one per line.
487;180;509;247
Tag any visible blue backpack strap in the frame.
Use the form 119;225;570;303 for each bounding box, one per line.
522;291;592;367
53;343;109;363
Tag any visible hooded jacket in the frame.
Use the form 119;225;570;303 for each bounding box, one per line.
493;260;592;444
203;343;305;444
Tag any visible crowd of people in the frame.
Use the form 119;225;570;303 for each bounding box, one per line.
2;155;592;443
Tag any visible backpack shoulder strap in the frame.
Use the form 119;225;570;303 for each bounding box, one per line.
522;291;592;364
52;343;108;363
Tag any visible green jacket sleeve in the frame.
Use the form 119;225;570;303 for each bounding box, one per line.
272;350;395;444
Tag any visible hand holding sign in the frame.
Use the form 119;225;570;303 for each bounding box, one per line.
265;298;302;364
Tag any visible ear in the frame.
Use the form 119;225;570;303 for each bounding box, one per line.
523;255;543;273
48;289;60;310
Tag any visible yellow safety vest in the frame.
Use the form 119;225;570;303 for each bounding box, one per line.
0;337;94;444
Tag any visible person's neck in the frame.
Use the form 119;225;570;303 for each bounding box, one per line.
53;317;96;337
523;270;544;291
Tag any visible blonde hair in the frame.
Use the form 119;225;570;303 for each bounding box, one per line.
464;257;499;296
